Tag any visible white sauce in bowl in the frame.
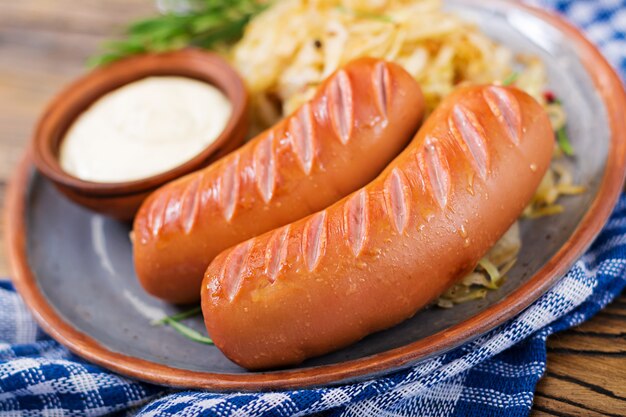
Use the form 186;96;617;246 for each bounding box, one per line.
59;76;232;183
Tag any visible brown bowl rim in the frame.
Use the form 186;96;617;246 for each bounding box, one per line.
5;1;626;391
31;48;248;197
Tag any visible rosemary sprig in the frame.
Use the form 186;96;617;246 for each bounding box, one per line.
163;319;214;345
89;0;269;67
153;306;213;345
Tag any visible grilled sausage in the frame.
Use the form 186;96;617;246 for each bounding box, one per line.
133;58;425;304
201;85;554;369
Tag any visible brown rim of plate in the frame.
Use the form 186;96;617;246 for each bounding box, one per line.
5;1;626;391
31;48;248;197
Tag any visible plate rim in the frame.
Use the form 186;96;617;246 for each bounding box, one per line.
5;0;626;391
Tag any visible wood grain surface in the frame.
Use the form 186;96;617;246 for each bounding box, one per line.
0;1;624;415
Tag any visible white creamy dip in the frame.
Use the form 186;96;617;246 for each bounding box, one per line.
60;76;232;183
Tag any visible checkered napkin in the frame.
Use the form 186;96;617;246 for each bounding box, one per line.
2;1;626;416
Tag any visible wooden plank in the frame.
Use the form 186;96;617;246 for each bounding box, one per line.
534;372;626;416
0;0;152;35
533;353;626;416
533;392;616;417
547;326;626;353
546;355;626;399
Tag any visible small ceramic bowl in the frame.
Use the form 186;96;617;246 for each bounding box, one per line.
32;48;248;221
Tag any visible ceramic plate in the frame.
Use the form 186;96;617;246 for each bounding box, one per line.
5;0;626;391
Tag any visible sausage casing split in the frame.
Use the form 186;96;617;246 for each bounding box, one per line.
201;85;554;370
133;58;425;304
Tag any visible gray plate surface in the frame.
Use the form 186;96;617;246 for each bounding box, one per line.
23;0;609;381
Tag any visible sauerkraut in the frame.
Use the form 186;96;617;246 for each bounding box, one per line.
231;0;545;128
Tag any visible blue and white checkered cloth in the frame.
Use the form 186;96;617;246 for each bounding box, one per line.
2;1;626;416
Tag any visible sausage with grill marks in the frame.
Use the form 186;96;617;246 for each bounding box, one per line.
201;85;554;370
133;58;425;304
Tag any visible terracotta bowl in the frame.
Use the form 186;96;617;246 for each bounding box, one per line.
31;48;248;221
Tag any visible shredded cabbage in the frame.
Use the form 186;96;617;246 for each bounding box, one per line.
231;0;530;131
524;159;585;219
437;223;519;307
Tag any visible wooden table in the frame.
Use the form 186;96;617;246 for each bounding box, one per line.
0;1;624;415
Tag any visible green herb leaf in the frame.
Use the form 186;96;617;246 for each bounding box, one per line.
101;40;147;55
556;126;575;156
128;18;169;36
191;14;223;32
163;318;214;345
87;52;127;68
152;306;213;345
502;72;519;86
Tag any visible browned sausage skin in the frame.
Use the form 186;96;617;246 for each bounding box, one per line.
201;85;554;370
133;58;425;304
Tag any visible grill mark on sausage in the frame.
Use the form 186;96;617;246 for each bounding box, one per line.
164;193;183;227
302;211;327;272
483;86;522;145
181;175;202;234
344;190;369;257
418;137;451;209
384;168;410;234
219;155;241;222
450;104;489;179
199;173;217;207
373;61;391;118
265;226;290;283
222;240;253;301
328;70;354;144
253;133;276;203
148;193;168;237
289;104;316;174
